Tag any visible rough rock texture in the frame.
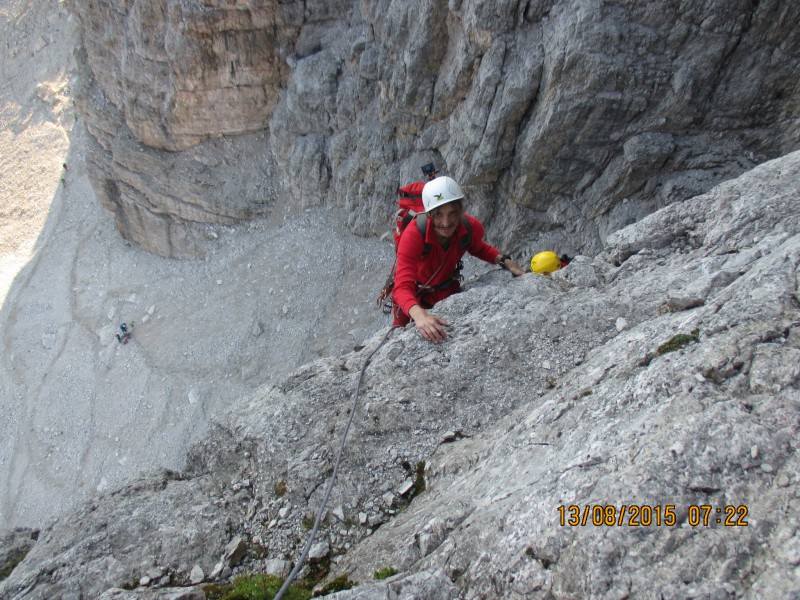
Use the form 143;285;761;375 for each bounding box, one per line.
325;568;461;599
332;153;800;599
2;150;798;598
67;0;800;258
97;588;206;600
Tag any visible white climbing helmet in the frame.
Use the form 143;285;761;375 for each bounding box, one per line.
422;176;464;213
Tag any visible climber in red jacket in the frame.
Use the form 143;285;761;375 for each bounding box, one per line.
393;176;524;342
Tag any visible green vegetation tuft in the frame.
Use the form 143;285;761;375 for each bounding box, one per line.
317;573;355;595
656;328;700;355
305;556;331;583
413;461;426;497
373;566;399;580
204;574;311;600
251;544;269;560
0;551;28;582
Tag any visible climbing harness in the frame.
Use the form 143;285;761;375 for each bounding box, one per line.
377;212;472;316
273;325;399;600
416;260;464;296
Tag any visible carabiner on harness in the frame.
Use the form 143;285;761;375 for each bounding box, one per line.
417;260;464;295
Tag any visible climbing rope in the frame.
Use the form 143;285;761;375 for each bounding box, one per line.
274;325;398;600
275;265;516;598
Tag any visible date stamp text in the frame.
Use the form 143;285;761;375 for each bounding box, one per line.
557;504;749;527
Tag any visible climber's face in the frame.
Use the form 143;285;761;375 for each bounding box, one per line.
430;202;461;243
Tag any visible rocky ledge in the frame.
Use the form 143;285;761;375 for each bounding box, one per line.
2;152;799;598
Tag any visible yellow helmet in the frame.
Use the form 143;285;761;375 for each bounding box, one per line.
531;251;562;274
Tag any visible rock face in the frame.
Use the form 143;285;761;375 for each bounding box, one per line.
2;150;798;598
67;0;800;258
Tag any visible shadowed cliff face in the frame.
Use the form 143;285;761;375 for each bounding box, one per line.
68;0;800;258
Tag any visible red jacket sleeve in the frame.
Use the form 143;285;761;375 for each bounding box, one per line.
393;218;426;317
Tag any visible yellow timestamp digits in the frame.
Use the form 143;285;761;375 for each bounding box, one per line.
686;505;749;527
557;504;750;527
557;504;677;527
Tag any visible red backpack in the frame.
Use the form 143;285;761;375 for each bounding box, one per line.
393;181;427;247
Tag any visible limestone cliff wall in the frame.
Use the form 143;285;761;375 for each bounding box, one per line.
68;0;800;258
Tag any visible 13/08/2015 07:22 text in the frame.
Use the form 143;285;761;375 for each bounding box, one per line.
557;504;749;527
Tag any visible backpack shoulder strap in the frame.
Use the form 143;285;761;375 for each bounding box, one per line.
400;209;419;231
458;215;472;251
415;213;431;257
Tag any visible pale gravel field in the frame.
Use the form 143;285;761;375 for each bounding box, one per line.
0;0;394;530
0;0;73;303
